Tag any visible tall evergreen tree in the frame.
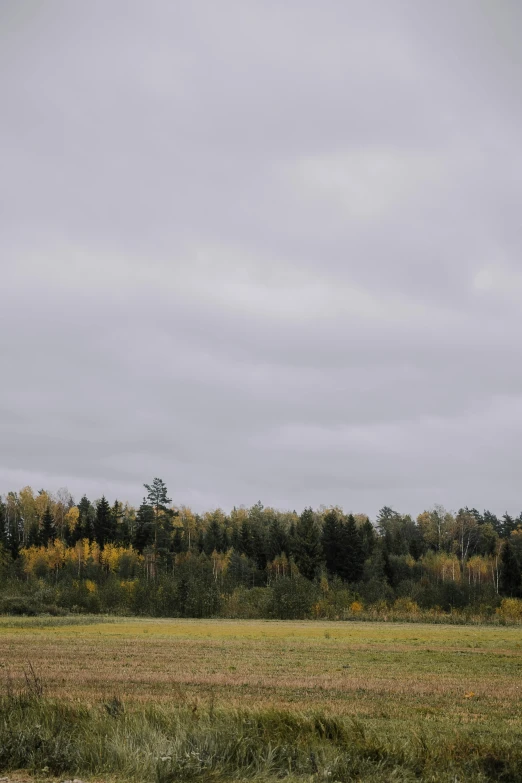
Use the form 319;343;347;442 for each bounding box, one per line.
230;523;241;552
500;540;521;596
40;506;56;546
239;520;254;559
172;527;185;554
26;520;40;548
294;508;323;581
204;517;223;554
359;518;376;559
501;513;517;538
144;478;172;549
321;510;342;576
483;510;501;536
266;517;289;562
222;527;230;551
94;496;113;548
133;500;154;554
111;500;123;542
338;514;365;583
76;495;95;542
251;525;267;570
194;529;204;553
0;498;7;551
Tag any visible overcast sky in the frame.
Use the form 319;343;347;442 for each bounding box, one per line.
2;1;522;518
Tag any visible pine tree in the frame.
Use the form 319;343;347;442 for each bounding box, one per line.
40;506;56;546
294;508;323;581
500;540;521;596
338;514;365;583
144;478;172;550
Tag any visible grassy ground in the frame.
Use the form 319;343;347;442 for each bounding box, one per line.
1;617;522;781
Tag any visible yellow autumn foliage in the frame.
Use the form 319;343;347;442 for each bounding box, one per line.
496;598;522;622
21;540;142;577
100;543;140;572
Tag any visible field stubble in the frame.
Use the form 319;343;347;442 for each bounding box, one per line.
1;617;522;781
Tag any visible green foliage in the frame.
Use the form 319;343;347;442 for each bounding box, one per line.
500;540;521;597
268;576;316;619
294;507;323;581
2;693;522;782
40;505;55;547
339;514;365;582
1;481;522;620
94;495;114;548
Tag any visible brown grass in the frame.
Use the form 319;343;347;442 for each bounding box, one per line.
2;617;522;741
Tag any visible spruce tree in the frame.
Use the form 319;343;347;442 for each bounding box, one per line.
501;514;517;538
76;495;95;542
0;498;8;552
204;517;223;554
111;500;123;543
133;500;154;553
40;506;56;546
266;517;289;562
251;526;267;569
338;514;365;583
197;529;205;553
500;540;521;596
172;527;185;554
483;510;501;535
294;508;323;581
359;518;376;559
239;520;254;559
230;524;241;551
27;520;40;547
321;510;342;576
94;496;113;548
222;527;230;551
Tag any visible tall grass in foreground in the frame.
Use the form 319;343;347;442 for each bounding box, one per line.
2;684;522;782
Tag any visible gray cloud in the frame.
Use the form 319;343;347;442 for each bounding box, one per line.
1;0;522;517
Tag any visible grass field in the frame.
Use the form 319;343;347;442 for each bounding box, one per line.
1;617;522;781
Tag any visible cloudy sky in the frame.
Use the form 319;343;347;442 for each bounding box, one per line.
2;1;522;518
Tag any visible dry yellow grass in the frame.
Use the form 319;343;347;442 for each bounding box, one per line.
2;617;522;743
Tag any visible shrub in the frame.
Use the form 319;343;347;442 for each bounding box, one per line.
0;596;39;616
268;577;317;620
393;597;419;615
496;597;522;622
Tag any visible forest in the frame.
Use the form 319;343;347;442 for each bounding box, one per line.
1;478;522;620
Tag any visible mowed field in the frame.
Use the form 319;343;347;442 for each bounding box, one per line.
2;616;522;745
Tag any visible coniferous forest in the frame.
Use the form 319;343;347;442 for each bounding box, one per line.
1;478;522;621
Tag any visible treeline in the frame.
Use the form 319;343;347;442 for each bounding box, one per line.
1;478;522;620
